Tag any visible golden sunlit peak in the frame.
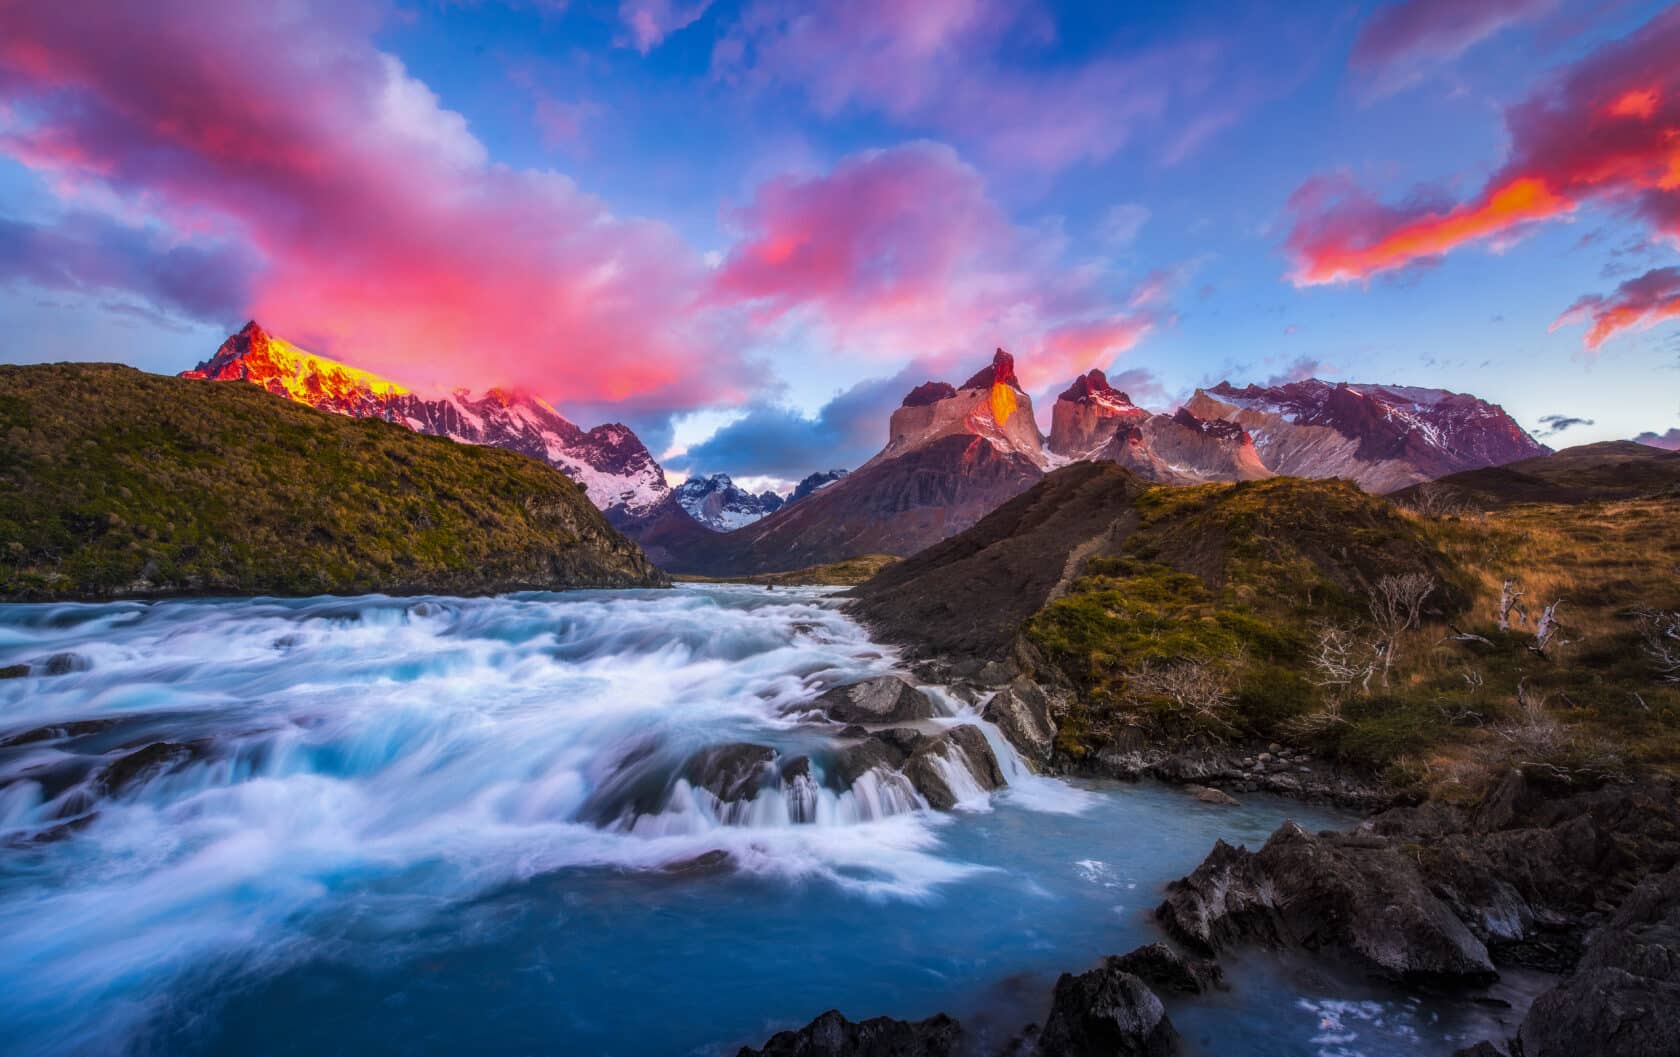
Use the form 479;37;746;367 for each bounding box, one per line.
187;322;411;405
989;380;1018;426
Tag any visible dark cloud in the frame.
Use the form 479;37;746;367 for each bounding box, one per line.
0;213;256;325
1635;427;1680;451
1536;413;1595;437
680;361;935;479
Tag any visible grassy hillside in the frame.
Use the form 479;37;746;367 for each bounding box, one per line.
1026;473;1680;798
0;364;668;599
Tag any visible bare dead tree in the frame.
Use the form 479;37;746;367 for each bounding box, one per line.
1531;599;1569;658
1130;659;1237;732
1404;483;1473;518
1496;579;1528;632
1636;608;1680;682
1309;624;1381;694
1280;700;1349;739
1462;667;1484;692
1441;624;1494;646
1368;572;1436;684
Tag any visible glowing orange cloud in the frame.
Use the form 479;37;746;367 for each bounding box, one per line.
1289;8;1680;348
1608;88;1660;120
1293;177;1569;284
1552;266;1680;349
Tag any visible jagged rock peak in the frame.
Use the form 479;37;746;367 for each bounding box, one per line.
1058;368;1128;404
961;348;1020;390
1171;406;1248;441
903;381;958;408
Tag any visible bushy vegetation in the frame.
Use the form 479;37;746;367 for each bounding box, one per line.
1028;475;1680;798
0;364;664;599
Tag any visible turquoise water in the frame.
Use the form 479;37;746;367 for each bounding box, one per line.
0;587;1531;1056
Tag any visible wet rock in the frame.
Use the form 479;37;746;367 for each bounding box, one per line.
39;652;90;676
0;664;28;679
683;743;777;803
1185;785;1238;807
1157;821;1496;984
830;736;910;788
0;717;123;749
875;727;927;757
1033;962;1179;1057
662;849;733;875
982;680;1058;767
735;1009;963;1057
903;725;1006;811
814;677;939;725
1514;865;1680;1057
94;740;212;797
1104;943;1223;995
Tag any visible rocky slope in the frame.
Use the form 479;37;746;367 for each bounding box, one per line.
651;350;1048;576
785;468;849;504
185;322;673;524
1186;379;1547;494
1393;440;1680;508
1049;370;1270;484
675;473;785;530
0;364;668;599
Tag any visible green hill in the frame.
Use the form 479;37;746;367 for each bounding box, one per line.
0;364;668;600
854;462;1680;797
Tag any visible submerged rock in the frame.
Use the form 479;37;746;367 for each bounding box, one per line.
1184;785;1239;807
981;679;1058;767
39;652;90;676
902;725;1007;810
94;740;213;798
735;1009;963;1057
1157;821;1496;984
1033;961;1179;1057
814;677;939;725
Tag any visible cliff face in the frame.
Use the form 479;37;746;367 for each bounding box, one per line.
0;363;669;600
1188;379;1548;493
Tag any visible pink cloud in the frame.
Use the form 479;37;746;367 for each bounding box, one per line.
710;0;1228;172
618;0;714;54
0;0;747;417
1289;7;1680;348
710;141;1162;389
1551;266;1680;349
1352;0;1555;92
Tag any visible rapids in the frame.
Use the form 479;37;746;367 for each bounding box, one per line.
0;586;1535;1056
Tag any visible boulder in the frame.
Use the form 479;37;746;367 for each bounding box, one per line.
735;1009;963;1057
903;725;1007;810
982;680;1058;766
1514;866;1680;1057
830;736;911;788
1033;962;1179;1057
682;743;777;803
1157;822;1496;984
815;677;939;725
1185;785;1239;807
1104;943;1223;995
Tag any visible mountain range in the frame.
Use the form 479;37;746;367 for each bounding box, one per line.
184;323;674;526
181;325;1549;576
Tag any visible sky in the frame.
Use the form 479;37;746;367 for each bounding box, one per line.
2;0;1678;490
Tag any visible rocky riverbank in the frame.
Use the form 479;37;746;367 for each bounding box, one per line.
730;654;1680;1057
